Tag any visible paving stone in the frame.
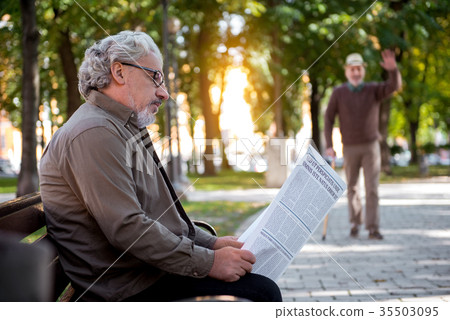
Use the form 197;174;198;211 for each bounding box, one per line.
188;179;450;302
274;180;450;302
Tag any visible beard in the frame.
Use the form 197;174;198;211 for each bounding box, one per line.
128;94;159;128
136;107;156;128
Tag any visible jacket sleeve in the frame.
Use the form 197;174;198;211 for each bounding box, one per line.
62;126;214;278
375;68;402;101
194;225;217;249
324;89;339;149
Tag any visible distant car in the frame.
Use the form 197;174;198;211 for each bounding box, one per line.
426;152;450;166
390;151;411;167
425;154;441;166
0;159;18;177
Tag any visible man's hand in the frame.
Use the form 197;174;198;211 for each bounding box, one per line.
213;236;243;250
208;247;256;282
326;147;336;158
380;49;397;71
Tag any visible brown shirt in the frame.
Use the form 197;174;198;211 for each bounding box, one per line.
324;68;401;148
39;90;216;301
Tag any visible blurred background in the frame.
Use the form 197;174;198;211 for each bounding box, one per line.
0;0;449;196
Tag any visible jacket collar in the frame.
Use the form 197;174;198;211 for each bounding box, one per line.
87;90;139;128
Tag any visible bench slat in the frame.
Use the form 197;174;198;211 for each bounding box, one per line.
0;203;46;235
48;255;73;301
0;192;41;217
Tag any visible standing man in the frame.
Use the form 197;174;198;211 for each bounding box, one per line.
324;50;401;240
39;31;281;301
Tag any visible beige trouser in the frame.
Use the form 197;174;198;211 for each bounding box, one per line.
343;140;381;232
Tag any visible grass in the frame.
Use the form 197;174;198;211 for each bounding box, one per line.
0;177;17;193
379;165;449;183
188;165;449;190
20;226;46;244
182;200;268;237
187;169;265;190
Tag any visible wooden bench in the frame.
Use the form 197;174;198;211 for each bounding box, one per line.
0;191;217;302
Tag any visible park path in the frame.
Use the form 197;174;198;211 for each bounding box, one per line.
188;176;450;302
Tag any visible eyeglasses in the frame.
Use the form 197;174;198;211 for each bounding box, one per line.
121;62;165;88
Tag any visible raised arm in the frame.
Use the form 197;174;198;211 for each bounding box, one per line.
376;49;402;99
379;49;397;71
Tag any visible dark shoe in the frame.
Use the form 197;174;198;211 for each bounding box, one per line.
369;231;383;240
350;226;359;238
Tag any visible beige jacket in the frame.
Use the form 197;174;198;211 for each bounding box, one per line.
39;90;216;301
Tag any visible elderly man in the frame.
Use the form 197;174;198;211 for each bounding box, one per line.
39;31;281;302
324;50;401;240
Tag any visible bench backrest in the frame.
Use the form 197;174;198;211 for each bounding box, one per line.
0;192;217;302
0;192;73;301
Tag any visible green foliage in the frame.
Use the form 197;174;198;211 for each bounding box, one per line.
420;142;436;154
1;0;448;171
0;0;23;127
390;144;404;156
374;0;450;157
1;0;165;130
241;0;381;136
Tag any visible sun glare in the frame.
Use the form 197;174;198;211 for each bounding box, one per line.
219;67;254;139
190;67;264;171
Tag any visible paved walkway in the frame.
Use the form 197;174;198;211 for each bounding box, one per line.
0;193;16;203
188;176;450;302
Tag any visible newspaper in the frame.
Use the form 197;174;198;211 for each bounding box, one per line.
238;145;347;282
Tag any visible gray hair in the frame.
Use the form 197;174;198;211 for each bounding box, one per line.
78;31;162;100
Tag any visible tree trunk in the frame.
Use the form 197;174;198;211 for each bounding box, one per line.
404;97;419;165
199;70;217;176
58;29;81;118
197;28;217;176
273;74;283;137
17;0;39;196
218;70;231;170
310;78;322;152
271;35;284;138
161;0;175;180
409;119;419;165
379;98;392;175
268;0;284;138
